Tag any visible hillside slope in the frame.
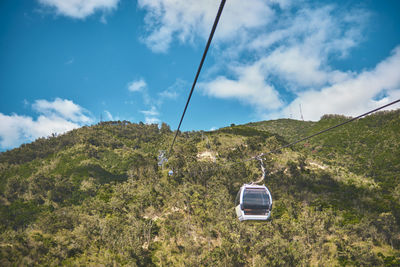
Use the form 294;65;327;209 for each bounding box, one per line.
0;112;399;266
247;110;400;190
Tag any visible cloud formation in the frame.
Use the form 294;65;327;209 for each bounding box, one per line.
276;46;400;120
0;98;92;150
33;98;91;123
158;78;187;100
140;106;160;124
134;0;399;124
138;0;273;53
104;110;113;120
127;78;185;124
128;78;147;92
128;78;158;123
249;6;367;89
201;63;283;111
37;0;119;19
137;0;395;123
195;2;399;121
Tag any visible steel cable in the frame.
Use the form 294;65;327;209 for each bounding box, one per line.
169;0;226;156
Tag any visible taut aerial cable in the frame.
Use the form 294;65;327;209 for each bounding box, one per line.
168;0;226;156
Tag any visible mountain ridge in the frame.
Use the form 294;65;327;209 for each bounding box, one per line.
0;110;399;266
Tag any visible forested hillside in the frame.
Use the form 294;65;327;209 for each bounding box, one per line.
0;110;399;266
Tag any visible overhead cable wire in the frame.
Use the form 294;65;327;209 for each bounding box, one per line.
168;0;226;156
181;98;400;172
217;98;400;167
165;99;400;178
219;98;399;183
253;98;400;159
241;99;400;162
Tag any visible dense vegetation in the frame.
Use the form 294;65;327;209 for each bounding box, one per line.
0;111;399;266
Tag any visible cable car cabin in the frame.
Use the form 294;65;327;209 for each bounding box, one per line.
235;184;272;221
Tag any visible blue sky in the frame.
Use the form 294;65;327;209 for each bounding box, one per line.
1;0;400;150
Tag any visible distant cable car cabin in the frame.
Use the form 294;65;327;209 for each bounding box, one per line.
235;184;272;221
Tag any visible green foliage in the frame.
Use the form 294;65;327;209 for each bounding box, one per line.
0;114;399;266
0;200;42;230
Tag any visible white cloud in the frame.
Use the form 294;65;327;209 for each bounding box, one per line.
0;114;33;149
259;46;352;88
38;0;119;19
140;106;160;125
159;90;178;99
23;99;29;107
137;0;366;59
0;98;92;150
128;78;147;92
137;1;397;124
275;46;400;120
128;78;151;107
127;78;185;124
158;78;186;100
138;0;273;52
33;98;91;123
140;106;159;117
201;62;283;111
102;110;124;121
240;5;367;90
248;6;366;54
198;3;377;119
144;117;161;124
104;110;113;120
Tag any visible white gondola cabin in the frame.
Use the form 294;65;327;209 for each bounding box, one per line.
235;184;272;221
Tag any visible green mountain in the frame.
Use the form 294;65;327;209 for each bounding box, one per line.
0;111;399;266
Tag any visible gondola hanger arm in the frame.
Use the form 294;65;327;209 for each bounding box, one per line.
252;155;267;184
